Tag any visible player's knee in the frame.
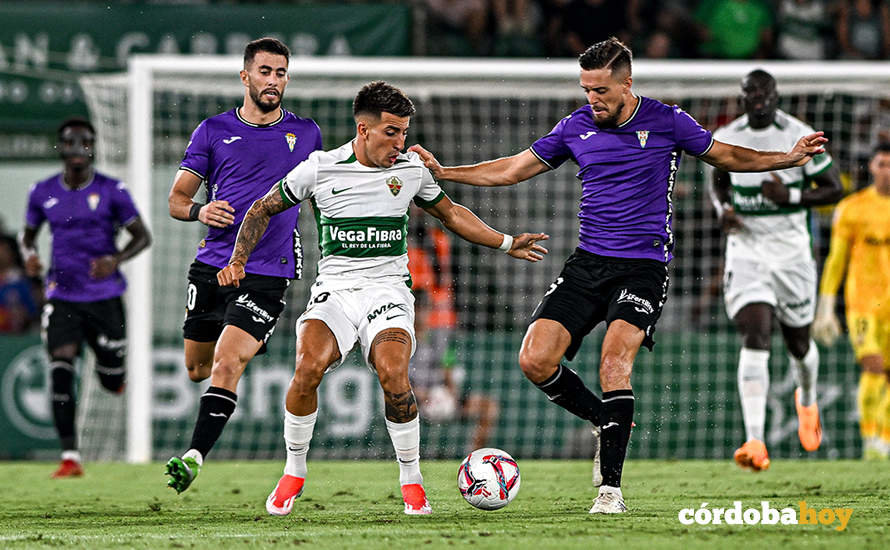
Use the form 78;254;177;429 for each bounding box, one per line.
741;329;770;350
185;359;211;383
291;354;328;394
518;347;555;382
210;352;248;384
49;358;75;398
599;354;632;390
96;364;126;394
377;369;410;398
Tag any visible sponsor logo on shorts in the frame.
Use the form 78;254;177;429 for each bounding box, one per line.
235;294;273;324
617;289;653;315
367;302;408;323
783;297;812;310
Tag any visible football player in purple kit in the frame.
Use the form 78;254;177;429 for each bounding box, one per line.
410;37;829;514
164;37;322;493
19;117;152;478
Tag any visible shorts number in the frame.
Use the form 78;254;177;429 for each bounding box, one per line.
544;277;564;297
186;283;197;311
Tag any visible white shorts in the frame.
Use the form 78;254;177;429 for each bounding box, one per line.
723;256;816;327
297;281;416;371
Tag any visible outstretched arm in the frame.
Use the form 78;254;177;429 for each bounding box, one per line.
423;195;548;262
408;145;549;187
217;184;294;287
701;132;828;172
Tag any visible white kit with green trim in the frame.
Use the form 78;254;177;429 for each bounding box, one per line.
711;109;833;262
279;141;445;288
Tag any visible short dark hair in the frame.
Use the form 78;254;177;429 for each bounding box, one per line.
57;117;95;140
353;81;415;119
874;142;890;156
243;37;290;67
578;36;633;78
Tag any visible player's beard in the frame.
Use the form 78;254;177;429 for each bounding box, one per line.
595;100;625;129
249;85;282;114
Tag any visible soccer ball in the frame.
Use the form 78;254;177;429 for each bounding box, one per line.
457;448;521;510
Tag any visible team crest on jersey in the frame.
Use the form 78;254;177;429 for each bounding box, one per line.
87;193;100;211
386;176;403;196
285;132;297;152
636;130;649;148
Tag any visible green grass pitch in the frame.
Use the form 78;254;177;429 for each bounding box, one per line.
0;460;886;549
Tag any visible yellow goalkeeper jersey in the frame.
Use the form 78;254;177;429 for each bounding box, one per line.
819;186;890;316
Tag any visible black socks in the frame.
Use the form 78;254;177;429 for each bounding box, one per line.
188;386;237;458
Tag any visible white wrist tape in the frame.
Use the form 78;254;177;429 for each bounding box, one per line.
498;234;514;252
787;187;802;204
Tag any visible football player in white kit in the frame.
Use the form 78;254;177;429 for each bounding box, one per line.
218;81;549;516
710;70;842;470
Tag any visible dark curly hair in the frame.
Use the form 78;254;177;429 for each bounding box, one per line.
353;81;415;119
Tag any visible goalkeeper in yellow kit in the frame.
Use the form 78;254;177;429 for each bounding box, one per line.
813;143;890;459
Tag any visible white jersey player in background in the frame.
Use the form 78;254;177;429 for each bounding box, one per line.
217;81;549;516
710;70;842;471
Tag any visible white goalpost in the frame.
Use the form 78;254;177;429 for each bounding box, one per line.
81;56;890;463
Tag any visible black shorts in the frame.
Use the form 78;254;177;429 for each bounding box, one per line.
182;260;289;355
530;248;669;361
43;297;127;367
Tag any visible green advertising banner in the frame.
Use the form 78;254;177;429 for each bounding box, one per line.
0;334;58;459
0;2;413;159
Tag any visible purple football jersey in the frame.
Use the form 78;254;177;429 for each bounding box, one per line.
531;97;713;262
180;108;322;278
25;172;141;302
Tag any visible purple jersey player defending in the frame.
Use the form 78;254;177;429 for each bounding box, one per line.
410;37;828;514
165;37;321;494
19;117;152;478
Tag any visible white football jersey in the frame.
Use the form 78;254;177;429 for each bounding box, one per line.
711;110;833;263
279;141;445;287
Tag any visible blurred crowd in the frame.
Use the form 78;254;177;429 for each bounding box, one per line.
422;0;890;58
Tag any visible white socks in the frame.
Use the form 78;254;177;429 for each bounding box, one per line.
284;409;317;478
385;417;423;485
183;448;203;465
61;450;82;463
738;348;770;442
791;341;819;406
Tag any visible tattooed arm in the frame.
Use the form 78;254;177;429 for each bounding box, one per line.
217;183;295;287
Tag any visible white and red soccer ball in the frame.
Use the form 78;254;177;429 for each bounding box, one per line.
457;448;521;510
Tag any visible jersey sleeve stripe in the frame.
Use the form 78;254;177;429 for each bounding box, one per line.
529;146;555;170
278;178;299;207
414;190;446;208
178;166;205;180
696;137;715;157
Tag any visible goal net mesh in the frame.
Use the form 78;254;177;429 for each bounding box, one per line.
79;60;888;461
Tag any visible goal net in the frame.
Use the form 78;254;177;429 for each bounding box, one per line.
80;56;890;463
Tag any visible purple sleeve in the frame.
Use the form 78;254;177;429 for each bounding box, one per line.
180;121;210;178
529;117;572;169
111;182;141;226
24;184;45;229
672;106;714;156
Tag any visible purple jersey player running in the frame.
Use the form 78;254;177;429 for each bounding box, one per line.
164;37;322;494
410;37;828;514
19;117;152;478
